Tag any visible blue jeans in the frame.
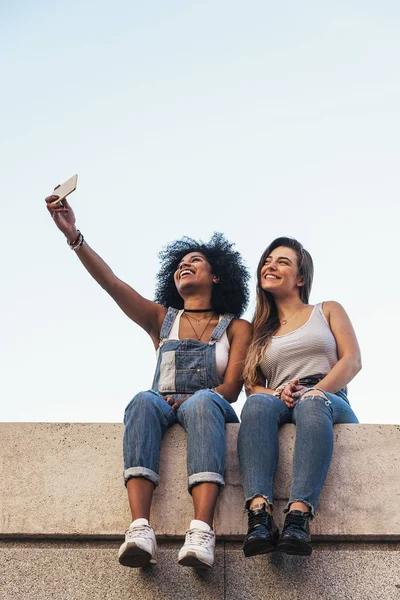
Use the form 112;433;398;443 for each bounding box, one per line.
123;388;239;490
238;391;359;516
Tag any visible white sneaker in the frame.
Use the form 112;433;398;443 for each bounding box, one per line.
178;520;215;568
118;518;157;567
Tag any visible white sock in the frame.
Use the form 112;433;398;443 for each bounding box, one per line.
189;519;212;532
130;518;149;527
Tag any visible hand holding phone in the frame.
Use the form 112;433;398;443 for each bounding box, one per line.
45;176;78;238
48;174;78;206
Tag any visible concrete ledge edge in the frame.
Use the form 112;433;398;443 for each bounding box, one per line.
2;533;400;543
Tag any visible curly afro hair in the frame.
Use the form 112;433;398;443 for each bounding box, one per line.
154;232;250;317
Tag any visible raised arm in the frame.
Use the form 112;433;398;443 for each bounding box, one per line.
45;194;166;344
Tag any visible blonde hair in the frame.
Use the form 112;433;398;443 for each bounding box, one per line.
243;237;314;388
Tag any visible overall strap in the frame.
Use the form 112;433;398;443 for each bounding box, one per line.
210;313;234;342
159;307;180;341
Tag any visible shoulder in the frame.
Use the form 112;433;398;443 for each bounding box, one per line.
227;317;252;342
321;301;348;324
228;317;252;332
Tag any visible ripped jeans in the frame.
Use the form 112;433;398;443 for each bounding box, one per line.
238;390;359;516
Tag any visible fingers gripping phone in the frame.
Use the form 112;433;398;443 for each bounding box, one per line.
49;174;78;206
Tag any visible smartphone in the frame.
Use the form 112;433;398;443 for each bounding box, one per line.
49;174;78;206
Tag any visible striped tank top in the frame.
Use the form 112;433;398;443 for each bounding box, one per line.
259;303;339;391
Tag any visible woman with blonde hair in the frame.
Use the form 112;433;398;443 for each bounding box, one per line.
238;237;361;556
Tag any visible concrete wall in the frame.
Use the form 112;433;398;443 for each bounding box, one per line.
1;422;400;599
2;540;400;600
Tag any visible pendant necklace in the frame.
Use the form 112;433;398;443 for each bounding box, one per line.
280;305;304;326
184;311;214;326
184;312;215;341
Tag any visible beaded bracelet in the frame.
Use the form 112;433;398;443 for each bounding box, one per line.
273;383;287;398
67;230;84;251
67;230;81;247
74;234;84;252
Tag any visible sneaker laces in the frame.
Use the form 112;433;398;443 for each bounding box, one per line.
126;524;152;538
185;528;213;546
284;512;309;531
248;509;269;530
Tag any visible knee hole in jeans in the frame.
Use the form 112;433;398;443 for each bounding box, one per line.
300;389;332;407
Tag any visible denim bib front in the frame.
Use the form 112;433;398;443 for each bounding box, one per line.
151;308;233;395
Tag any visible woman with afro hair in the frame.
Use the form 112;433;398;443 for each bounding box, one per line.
45;192;251;570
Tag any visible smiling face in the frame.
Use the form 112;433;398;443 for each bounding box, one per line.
173;251;217;297
260;246;304;297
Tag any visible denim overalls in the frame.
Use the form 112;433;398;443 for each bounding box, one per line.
123;308;239;490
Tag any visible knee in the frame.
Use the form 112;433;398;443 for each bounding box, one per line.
297;389;331;409
124;390;160;421
241;393;277;422
182;389;217;417
301;388;328;400
295;389;332;418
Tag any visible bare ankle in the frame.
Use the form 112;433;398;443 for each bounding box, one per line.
249;497;271;514
289;501;310;514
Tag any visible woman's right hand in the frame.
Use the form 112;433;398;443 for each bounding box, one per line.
280;379;301;408
45;192;77;242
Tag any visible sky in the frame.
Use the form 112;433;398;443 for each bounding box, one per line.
2;1;400;424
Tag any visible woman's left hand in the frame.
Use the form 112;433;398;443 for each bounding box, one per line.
292;384;309;401
165;396;189;412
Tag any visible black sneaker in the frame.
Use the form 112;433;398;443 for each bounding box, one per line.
277;510;312;555
243;503;279;557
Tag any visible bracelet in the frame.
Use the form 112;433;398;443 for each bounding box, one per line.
67;231;81;247
67;231;85;252
273;382;290;399
74;235;85;252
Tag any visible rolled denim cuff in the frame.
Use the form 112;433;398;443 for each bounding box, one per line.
188;471;225;492
124;466;159;488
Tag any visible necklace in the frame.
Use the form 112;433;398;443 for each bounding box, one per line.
183;312;215;341
184;312;214;326
184;307;213;313
280;305;304;326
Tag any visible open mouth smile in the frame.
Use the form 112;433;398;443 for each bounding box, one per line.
180;269;195;279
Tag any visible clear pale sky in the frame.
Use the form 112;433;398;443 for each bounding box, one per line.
2;1;400;424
